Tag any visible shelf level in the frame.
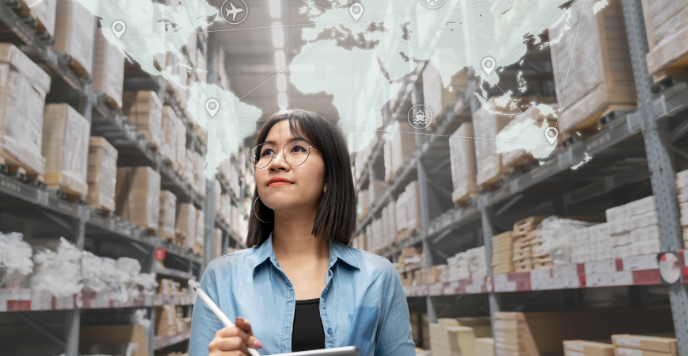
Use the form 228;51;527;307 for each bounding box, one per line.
154;329;192;350
0;290;196;312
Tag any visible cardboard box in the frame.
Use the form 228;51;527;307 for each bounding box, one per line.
476;338;496;356
160;106;179;164
79;324;149;356
156;304;178;336
612;335;678;353
214;228;223;259
642;0;688;79
87;137;118;212
175;112;187;171
115;167;161;231
422;63;467;118
564;340;614;355
158;190;177;240
52;0;95;75
384;123;417;182
0;43;51;176
21;0;56;38
176;203;196;248
449;123;479;204
93;28;124;108
549;0;636;134
473;98;519;187
42;103;91;198
122;91;163;148
614;347;678;356
194;209;205;254
194;151;206;196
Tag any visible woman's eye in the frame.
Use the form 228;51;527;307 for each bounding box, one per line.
291;145;307;153
261;149;273;156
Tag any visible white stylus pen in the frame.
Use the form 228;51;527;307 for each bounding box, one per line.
189;280;261;356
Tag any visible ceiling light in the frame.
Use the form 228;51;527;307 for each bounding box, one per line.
272;22;284;48
269;0;281;18
277;73;287;92
278;92;288;109
274;50;286;72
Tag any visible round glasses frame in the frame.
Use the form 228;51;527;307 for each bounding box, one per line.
250;140;318;169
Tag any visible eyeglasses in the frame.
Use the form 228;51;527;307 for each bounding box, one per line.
250;140;318;169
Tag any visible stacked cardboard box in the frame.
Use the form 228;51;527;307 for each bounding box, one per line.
449;123;479;204
155;305;183;337
612;335;678;356
220;194;231;223
194;209;204;255
213;228;222;259
193;151;206;197
446;247;488;281
473;98;520;189
80;324;149;356
93;28;124;108
175;115;187;172
176;203;196;250
115;167;161;232
549;0;636;134
429;318;491;356
512;216;546;272
52;0;95;74
214;180;222;214
422;63;467;129
447;251;471;281
42;103;91;200
157;278;184;296
158;190;177;240
563;340;614;356
385;200;396;244
384;123;417;182
677;170;688;244
160;106;179;164
492;231;514;274
122;91;163;149
86;137;118;213
476;338;495;356
17;0;56;38
184;149;195;187
395;181;423;240
603;196;661;260
642;0;688;82
0;43;51;178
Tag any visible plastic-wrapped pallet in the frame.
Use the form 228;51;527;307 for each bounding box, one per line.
354;138;374;183
194;210;204;255
194;151;207;197
115;167;161;232
214;180;222;214
158;190;177;240
93;28;124;108
501;106;558;170
42;103;91;199
0;232;33;288
466;246;487;278
122;91;163;149
20;0;56;38
448;252;470;281
0;43;51;177
449;123;479;204
587;222;612;261
678;170;688;243
642;0;688;81
175;113;187;171
160;106;179;164
473;98;519;188
605;196;661;259
87;137;118;213
404;181;422;233
422;63;466;121
176;203;196;250
384;123;416;182
568;228;591;264
185;148;195;188
534;216;597;266
52;0;95;74
549;0;636;134
30;237;83;297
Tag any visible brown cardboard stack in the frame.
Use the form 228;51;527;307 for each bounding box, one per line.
93;28;124;108
157;278;181;295
115;167;161;232
158;190;177;240
194;209;204;255
17;0;56;38
42;103;91;199
410;312;422;347
194;151;206;197
643;0;688;82
512;216;546;272
79;324;149;356
429;318;491;356
677;170;688;244
549;0;636;134
476;338;495;356
160;106;179;164
449;123;479;204
612;335;678;356
176;203;196;250
122;91;163;149
473;98;519;189
491;231;514;274
384;123;417;182
175;115;187;172
0;43;51;177
87;137;118;213
183;149;195;185
395;181;423;240
52;0;94;74
493;309;674;356
563;340;614;356
155;305;181;336
501;107;558;170
422;63;467;122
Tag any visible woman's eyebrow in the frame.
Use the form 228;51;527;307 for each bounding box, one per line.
263;137;309;145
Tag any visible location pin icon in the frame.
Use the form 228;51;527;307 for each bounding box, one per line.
482;57;496;75
112;21;126;39
545;127;559;145
206;99;219;117
350;3;363;21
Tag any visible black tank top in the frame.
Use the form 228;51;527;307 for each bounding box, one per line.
292;298;326;351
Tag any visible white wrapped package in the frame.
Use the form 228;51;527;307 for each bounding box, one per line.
30;237;83;297
0;232;34;287
535;216;598;265
136;273;158;292
81;251;115;293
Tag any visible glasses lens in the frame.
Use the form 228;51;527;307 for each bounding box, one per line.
252;143;274;168
285;140;311;166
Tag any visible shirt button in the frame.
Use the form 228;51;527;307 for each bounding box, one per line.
327;328;333;335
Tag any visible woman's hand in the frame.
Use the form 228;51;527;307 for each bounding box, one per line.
209;317;263;356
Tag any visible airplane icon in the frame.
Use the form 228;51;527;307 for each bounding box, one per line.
225;2;243;21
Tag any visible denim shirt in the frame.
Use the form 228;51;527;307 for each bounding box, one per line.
189;233;416;356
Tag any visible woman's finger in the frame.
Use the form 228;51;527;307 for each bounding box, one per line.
235;318;263;349
211;336;250;355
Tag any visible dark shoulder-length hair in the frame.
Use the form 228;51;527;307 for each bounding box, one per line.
247;109;356;247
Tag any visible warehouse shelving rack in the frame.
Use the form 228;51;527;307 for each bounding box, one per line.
354;0;688;353
0;3;246;356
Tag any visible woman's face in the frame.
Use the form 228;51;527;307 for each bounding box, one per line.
255;120;326;213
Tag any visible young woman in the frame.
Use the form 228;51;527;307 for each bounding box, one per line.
189;110;415;356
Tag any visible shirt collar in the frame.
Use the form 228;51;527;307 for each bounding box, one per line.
250;232;360;272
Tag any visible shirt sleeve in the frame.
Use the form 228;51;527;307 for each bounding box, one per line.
189;263;226;356
374;262;417;356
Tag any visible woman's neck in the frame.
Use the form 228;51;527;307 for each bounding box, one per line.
271;209;329;261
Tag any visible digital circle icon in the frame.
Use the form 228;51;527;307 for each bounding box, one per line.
420;0;447;9
350;4;363;21
482;57;496;75
221;0;248;25
112;21;126;38
408;104;433;129
206;99;220;117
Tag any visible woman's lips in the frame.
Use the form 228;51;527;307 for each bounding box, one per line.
268;182;292;187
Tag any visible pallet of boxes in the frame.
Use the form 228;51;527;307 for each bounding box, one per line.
642;0;688;83
678;170;688;244
428;317;492;356
156;279;192;338
612;335;678;356
492;231;514;274
449;122;479;205
115;167;161;233
398;247;422;287
512;216;546;272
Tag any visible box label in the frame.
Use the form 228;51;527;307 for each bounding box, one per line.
617;347;642;356
566;343;584;351
616;338;641;347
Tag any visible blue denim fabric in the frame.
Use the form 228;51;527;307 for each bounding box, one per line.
189;233;416;356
